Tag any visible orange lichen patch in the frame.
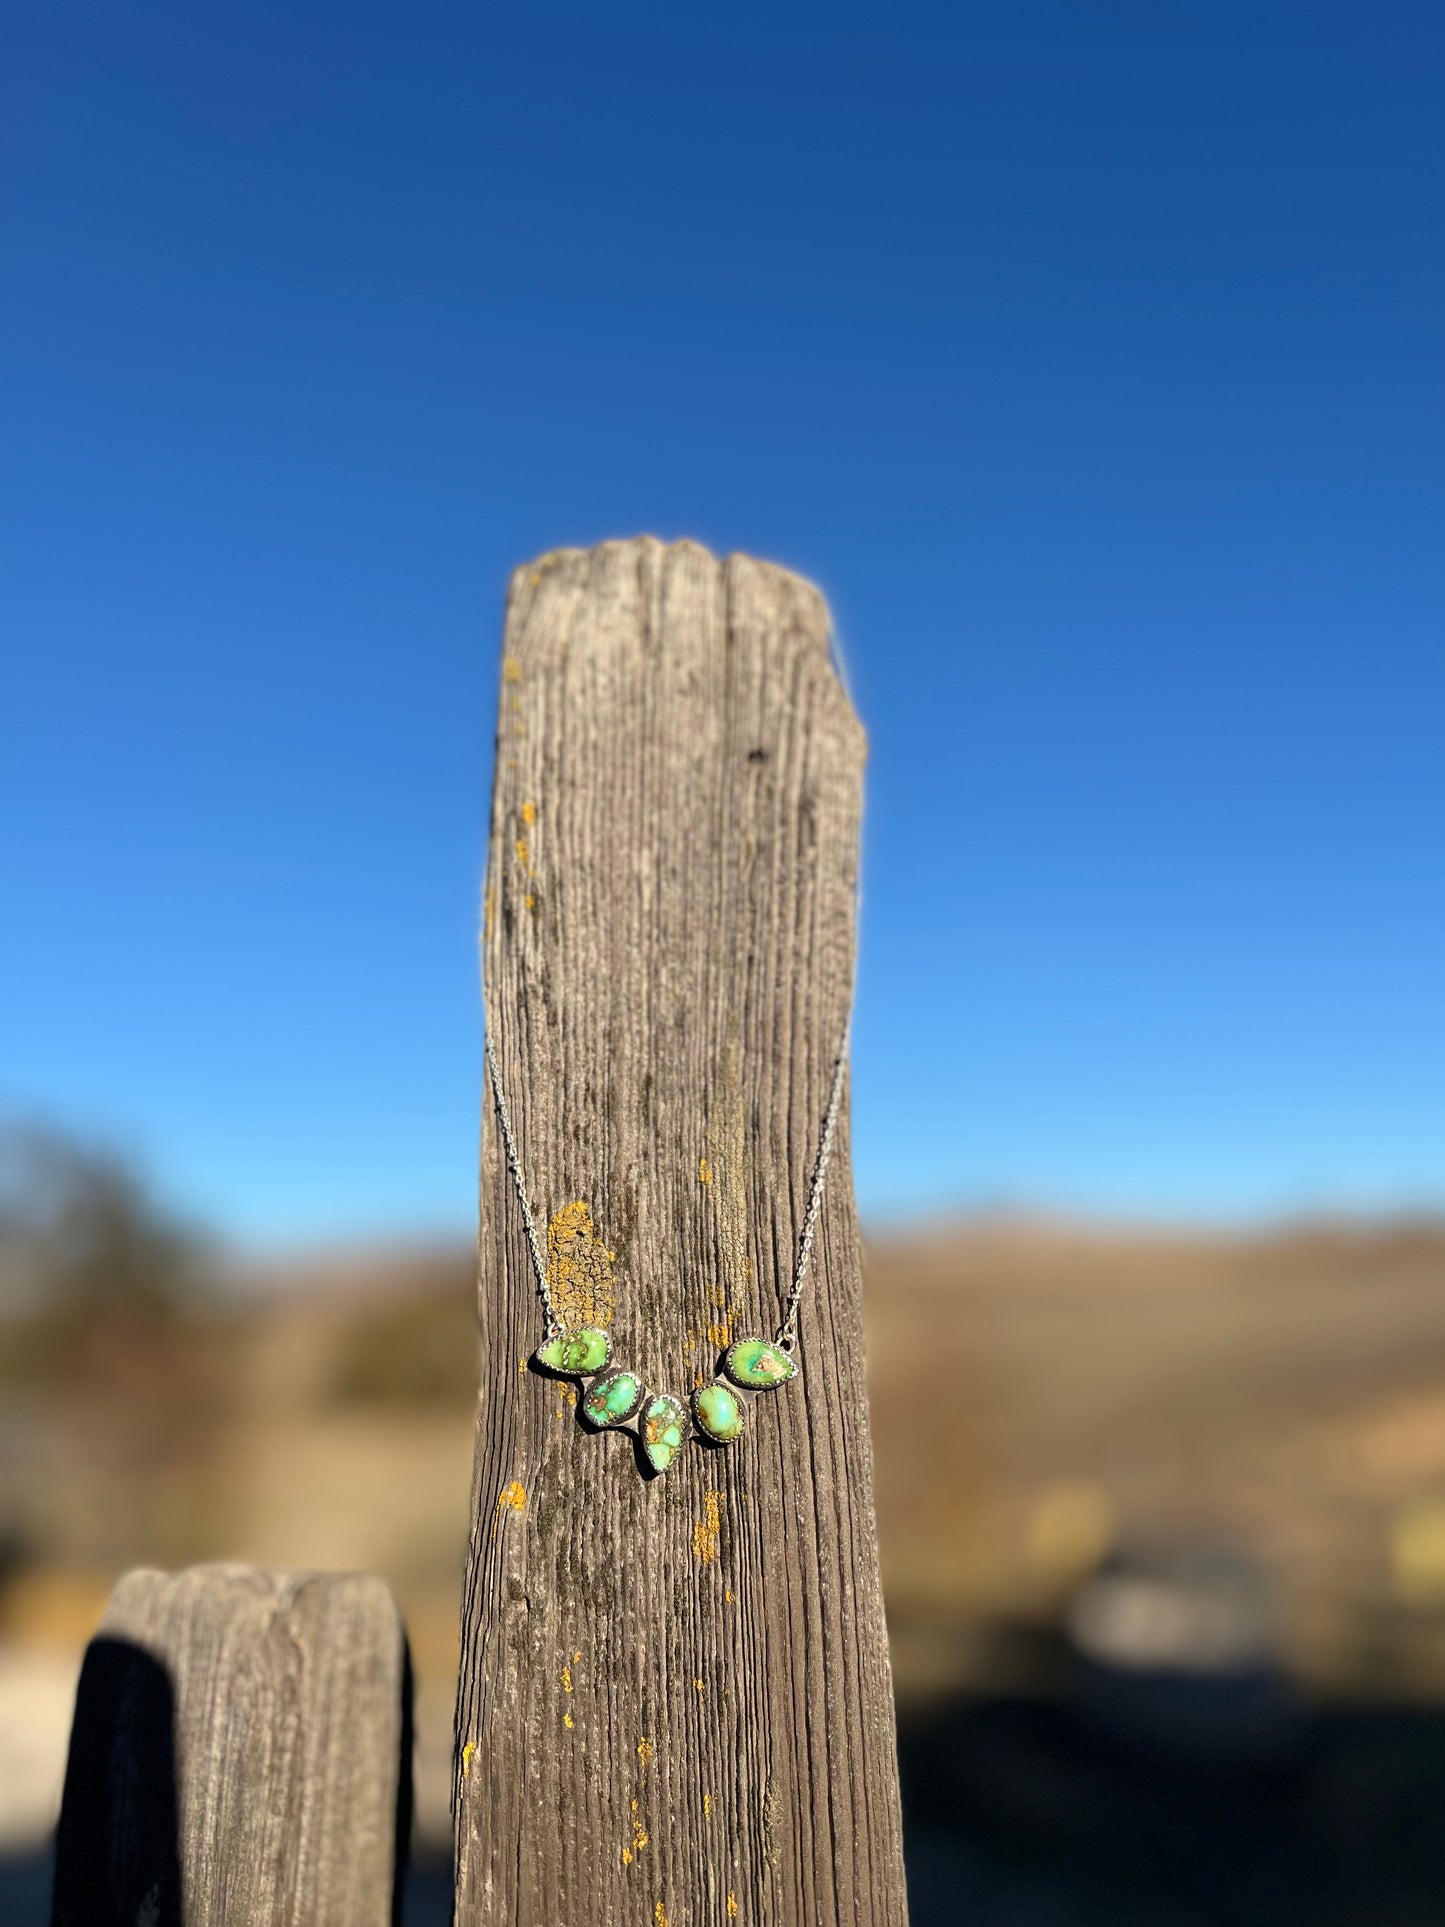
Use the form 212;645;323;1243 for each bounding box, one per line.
637;1737;655;1776
727;1893;739;1917
693;1678;706;1694
521;799;537;827
706;1319;732;1350
492;1481;527;1537
692;1491;724;1565
525;892;536;911
698;1156;713;1184
724;1588;735;1605
561;1664;573;1694
655;1906;669;1927
563;1711;575;1730
630;1799;650;1853
546;1201;617;1330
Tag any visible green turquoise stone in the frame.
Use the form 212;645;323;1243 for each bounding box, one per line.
693;1381;746;1444
723;1338;796;1391
536;1327;611;1375
640;1394;687;1474
583;1369;643;1428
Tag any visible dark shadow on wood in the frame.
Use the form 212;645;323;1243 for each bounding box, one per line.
51;1636;181;1927
391;1637;415;1927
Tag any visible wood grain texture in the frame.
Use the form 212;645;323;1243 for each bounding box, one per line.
454;539;908;1925
53;1563;408;1927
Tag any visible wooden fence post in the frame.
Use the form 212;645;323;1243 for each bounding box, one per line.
52;1563;410;1926
454;539;908;1924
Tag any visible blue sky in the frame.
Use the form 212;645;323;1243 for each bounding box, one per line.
3;2;1442;1244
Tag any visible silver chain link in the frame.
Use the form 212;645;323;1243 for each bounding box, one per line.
484;1009;850;1353
774;1036;849;1352
484;1031;564;1340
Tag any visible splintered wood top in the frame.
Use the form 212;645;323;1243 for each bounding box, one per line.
454;539;907;1926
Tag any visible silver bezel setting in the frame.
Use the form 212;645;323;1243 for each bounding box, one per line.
721;1336;799;1393
637;1390;689;1473
692;1377;751;1446
580;1365;646;1430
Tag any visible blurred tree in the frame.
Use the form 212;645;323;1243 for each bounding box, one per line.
0;1123;207;1323
0;1123;233;1567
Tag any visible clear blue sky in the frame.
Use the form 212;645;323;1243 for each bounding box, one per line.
3;3;1442;1245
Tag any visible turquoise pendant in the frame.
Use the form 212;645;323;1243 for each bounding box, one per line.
723;1337;797;1390
532;1320;798;1473
582;1369;644;1428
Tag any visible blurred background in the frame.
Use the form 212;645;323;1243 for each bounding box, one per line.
3;4;1443;1923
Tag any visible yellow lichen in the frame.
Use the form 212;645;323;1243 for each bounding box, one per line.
515;836;531;871
637;1737;655;1775
546;1201;617;1330
521;799;537;827
692;1491;723;1565
563;1711;574;1730
655;1906;669;1927
706;1319;731;1349
561;1665;573;1694
461;1740;475;1776
698;1156;713;1184
630;1799;649;1852
727;1893;739;1917
503;654;522;682
703;1793;712;1818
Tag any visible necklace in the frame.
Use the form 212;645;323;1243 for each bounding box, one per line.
484;1018;850;1476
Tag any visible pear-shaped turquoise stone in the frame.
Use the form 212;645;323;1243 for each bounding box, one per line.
723;1338;797;1391
693;1381;746;1443
536;1327;611;1375
640;1394;687;1473
582;1369;643;1428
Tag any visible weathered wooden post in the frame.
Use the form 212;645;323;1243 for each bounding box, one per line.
455;539;908;1924
52;1564;409;1926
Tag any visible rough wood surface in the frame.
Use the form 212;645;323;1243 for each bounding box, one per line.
53;1563;409;1927
454;538;908;1925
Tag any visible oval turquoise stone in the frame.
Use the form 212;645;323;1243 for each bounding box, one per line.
693;1381;745;1444
640;1394;687;1474
536;1327;611;1375
582;1369;643;1428
723;1338;796;1391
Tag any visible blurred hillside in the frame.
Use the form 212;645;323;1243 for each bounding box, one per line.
4;1127;1445;1916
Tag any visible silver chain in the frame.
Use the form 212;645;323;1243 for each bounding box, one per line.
484;1032;563;1341
484;1014;850;1353
773;1039;849;1350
